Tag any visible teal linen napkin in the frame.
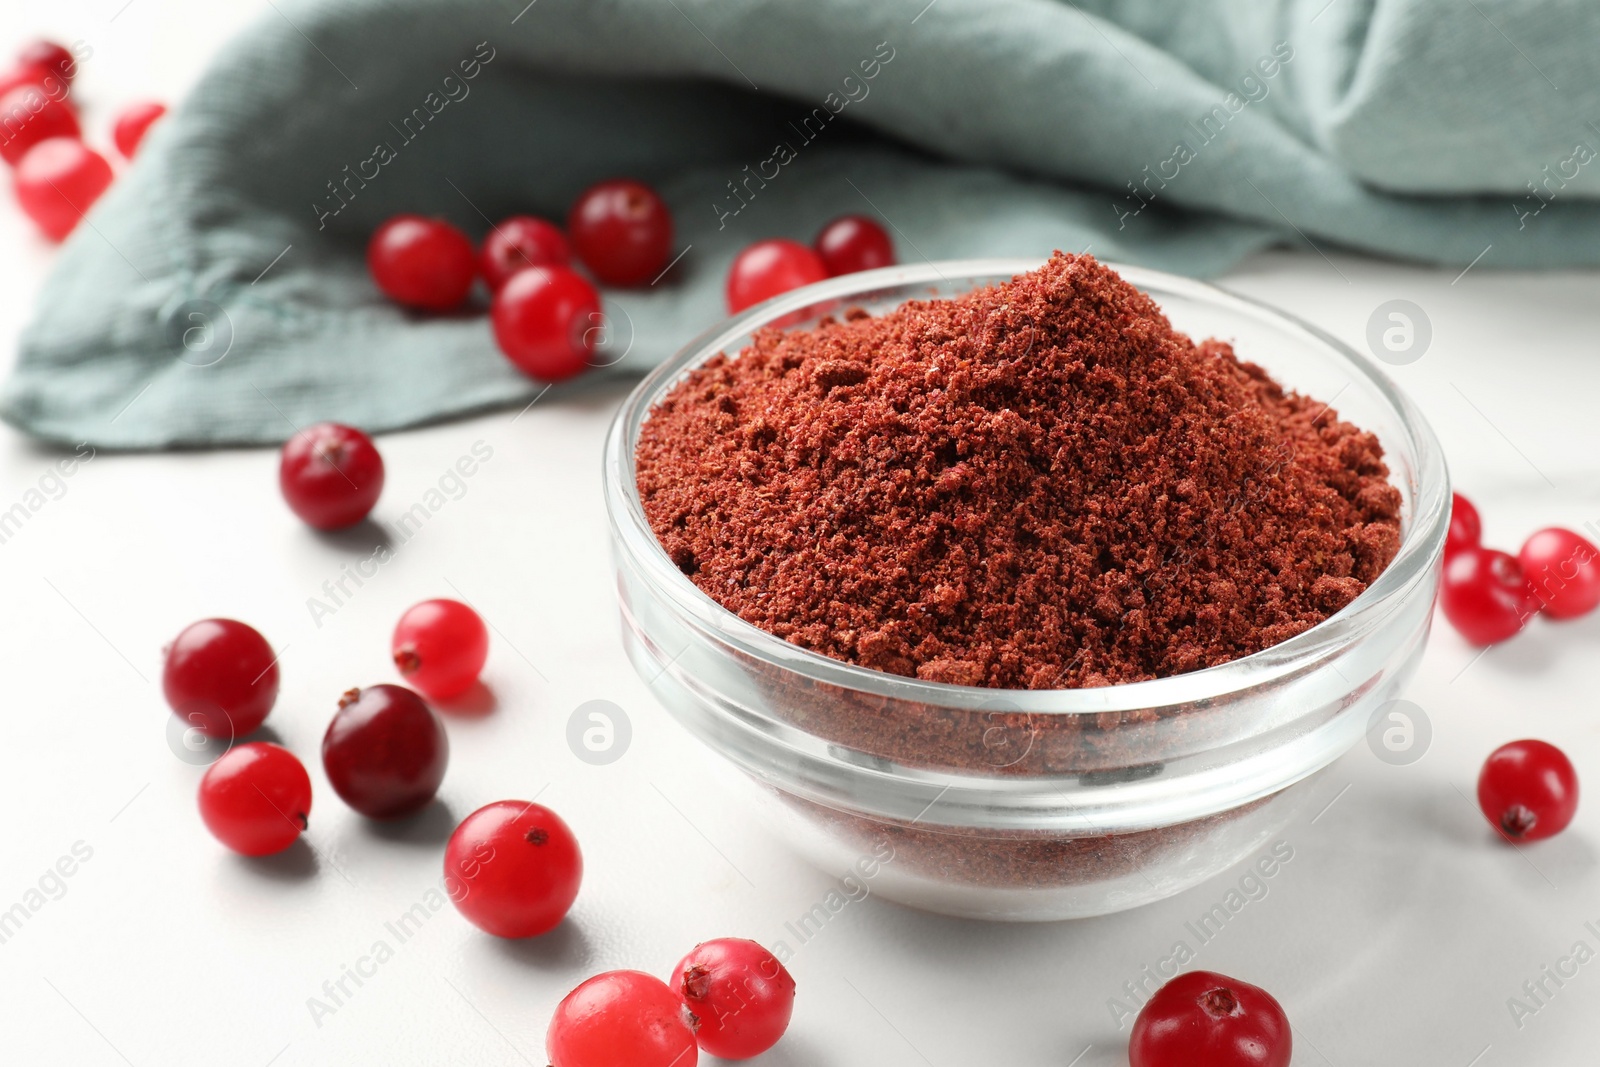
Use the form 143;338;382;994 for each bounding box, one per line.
6;0;1599;449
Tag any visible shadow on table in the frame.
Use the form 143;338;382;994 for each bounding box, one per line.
310;515;394;554
431;681;497;720
491;918;592;972
358;797;457;847
1467;607;1600;678
238;836;318;883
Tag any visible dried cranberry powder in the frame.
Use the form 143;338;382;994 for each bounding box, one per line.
636;254;1401;689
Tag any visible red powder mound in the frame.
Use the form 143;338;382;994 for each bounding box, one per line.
636;253;1401;689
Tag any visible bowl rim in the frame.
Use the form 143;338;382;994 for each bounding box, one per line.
603;257;1450;716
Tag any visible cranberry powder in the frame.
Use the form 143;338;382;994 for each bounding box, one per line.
637;254;1401;690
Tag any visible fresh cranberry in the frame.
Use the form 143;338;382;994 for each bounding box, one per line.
0;67;53;101
490;265;602;382
322;685;448;819
548;971;699;1067
814;215;895;277
1445;492;1481;560
674;938;794;1059
278;422;385;530
112;100;167;159
13;138;109;241
726;239;828;314
567;179;674;287
392;598;489;699
1439;546;1538;645
480;215;570;291
1130;970;1291;1067
163;618;280;740
198;742;312;856
17;40;76;85
0;85;80;167
366;214;476;311
1478;739;1579;842
1518;527;1600;620
445;800;582;937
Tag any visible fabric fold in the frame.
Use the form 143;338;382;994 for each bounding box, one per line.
5;0;1597;449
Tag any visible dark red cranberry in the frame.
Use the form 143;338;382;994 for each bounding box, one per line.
163;618;280;740
480;215;570;291
322;684;449;819
367;214;476;311
278;422;385;530
567;179;673;287
814;214;895;276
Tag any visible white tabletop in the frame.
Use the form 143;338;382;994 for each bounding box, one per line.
4;4;1598;1065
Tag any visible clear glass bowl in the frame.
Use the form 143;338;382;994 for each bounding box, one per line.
602;259;1449;921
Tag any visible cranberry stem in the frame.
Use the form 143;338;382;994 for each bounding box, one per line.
1200;987;1241;1018
681;964;711;1001
1501;804;1538;838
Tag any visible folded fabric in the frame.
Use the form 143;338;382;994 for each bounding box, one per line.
6;0;1599;449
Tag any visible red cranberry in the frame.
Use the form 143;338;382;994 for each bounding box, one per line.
1518;527;1600;620
163;618;280;740
567;179;673;287
490;265;601;382
392;598;489;699
548;971;699;1067
814;215;895;276
13;138;110;241
322;684;448;819
1478;739;1579;842
1439;546;1538;645
0;67;52;101
17;40;76;85
479;215;569;291
198;742;312;856
445;800;582;938
0;84;80;167
278;422;385;530
1130;970;1291;1067
1445;492;1481;560
112;100;167;159
366;214;476;311
726;239;828;314
674;938;794;1059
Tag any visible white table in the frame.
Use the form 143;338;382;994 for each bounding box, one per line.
4;4;1598;1065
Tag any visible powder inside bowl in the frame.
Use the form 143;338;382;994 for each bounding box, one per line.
635;253;1401;690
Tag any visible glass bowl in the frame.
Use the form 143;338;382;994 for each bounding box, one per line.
602;259;1449;921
